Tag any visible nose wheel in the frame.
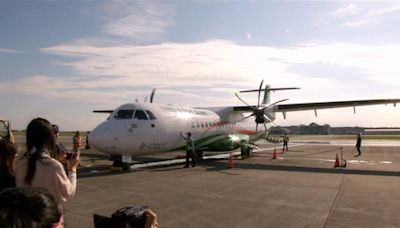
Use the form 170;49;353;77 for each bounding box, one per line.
110;155;130;171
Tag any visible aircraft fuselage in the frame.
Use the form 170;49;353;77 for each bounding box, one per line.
90;102;259;156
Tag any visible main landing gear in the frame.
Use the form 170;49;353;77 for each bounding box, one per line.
110;155;131;171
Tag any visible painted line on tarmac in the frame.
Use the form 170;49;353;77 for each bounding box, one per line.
277;157;393;165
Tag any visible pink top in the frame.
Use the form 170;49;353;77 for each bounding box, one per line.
15;151;76;212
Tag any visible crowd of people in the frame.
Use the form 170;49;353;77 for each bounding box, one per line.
0;117;158;228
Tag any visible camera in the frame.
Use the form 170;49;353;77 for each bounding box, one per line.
111;205;147;228
65;152;74;160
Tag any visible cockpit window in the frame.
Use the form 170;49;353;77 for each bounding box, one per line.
145;110;157;120
134;110;148;120
115;110;134;119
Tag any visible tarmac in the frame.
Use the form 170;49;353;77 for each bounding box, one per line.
12;135;400;227
58;140;400;228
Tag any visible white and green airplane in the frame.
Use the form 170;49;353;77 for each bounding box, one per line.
89;81;400;163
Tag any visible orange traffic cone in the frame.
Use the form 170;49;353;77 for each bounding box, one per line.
334;154;340;167
227;152;233;168
272;148;277;159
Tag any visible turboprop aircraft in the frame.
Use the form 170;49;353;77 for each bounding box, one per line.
89;81;400;165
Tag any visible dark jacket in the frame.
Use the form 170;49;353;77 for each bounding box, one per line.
0;170;15;191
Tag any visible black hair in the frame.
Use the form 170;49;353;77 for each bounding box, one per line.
0;141;17;175
51;124;59;134
0;187;61;228
24;118;56;185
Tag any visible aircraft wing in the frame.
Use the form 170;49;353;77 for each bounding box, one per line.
274;99;400;112
227;98;400;118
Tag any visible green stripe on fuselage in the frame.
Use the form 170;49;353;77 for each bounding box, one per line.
169;133;250;152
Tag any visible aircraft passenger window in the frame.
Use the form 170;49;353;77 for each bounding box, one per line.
134;110;149;120
115;110;134;119
145;110;157;120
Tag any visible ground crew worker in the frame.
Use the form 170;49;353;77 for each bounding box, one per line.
181;132;196;168
355;133;362;156
282;133;289;152
73;131;82;154
85;132;91;149
240;140;247;158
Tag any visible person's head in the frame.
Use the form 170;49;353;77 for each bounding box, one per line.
51;124;66;162
54;144;67;163
26;118;55;154
187;132;191;137
52;124;59;139
0;141;17;175
75;131;80;136
24;118;56;185
0;187;61;228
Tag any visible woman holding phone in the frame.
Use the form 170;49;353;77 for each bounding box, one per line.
15;118;80;225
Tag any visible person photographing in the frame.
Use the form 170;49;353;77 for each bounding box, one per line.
15;118;80;226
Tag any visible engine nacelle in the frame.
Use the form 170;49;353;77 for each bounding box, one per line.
263;108;276;122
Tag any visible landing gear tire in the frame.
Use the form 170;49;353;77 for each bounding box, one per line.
241;146;253;159
111;157;129;171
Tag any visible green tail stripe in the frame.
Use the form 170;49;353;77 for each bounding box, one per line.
168;133;249;152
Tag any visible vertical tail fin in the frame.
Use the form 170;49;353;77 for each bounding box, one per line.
262;85;271;105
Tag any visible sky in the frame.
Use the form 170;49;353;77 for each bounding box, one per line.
1;1;400;131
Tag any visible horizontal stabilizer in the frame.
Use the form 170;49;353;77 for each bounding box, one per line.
240;87;300;93
93;110;114;113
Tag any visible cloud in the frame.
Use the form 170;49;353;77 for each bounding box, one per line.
368;5;400;16
0;75;128;104
21;40;395;106
246;32;252;40
329;2;400;28
331;3;358;17
0;48;20;54
99;1;175;41
344;19;369;27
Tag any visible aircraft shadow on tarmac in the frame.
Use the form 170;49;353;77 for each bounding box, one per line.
78;153;400;179
81;153;110;160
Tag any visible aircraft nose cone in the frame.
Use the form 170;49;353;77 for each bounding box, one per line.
89;123;109;152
